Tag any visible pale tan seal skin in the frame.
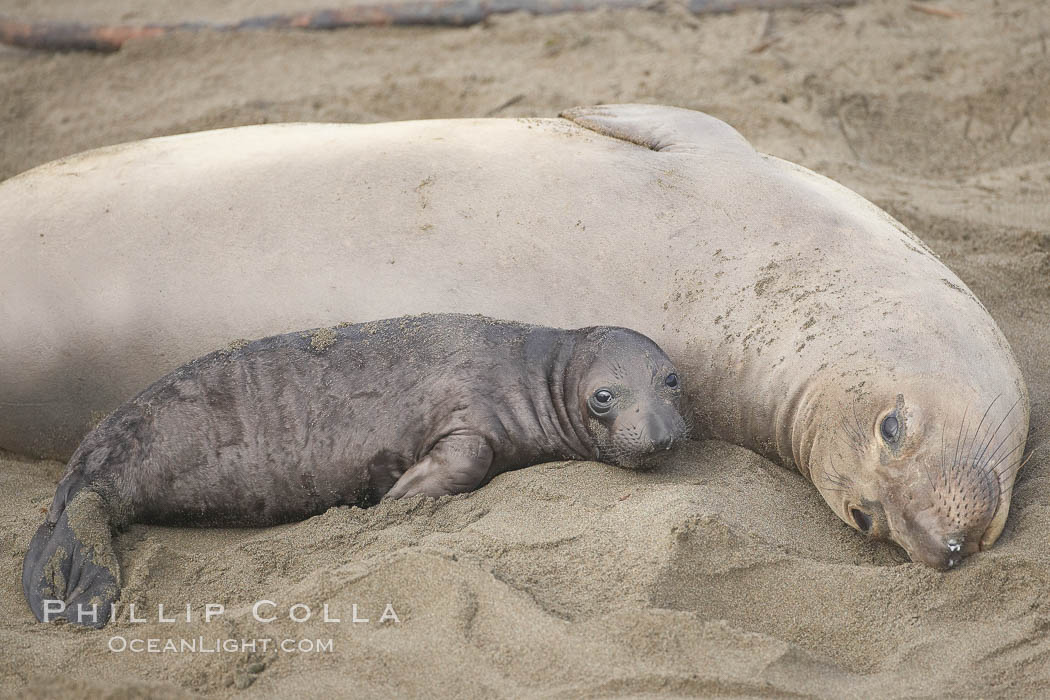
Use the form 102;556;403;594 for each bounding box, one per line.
0;105;1029;568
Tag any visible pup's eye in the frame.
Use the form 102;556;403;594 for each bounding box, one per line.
880;414;900;443
665;373;679;389
851;508;873;533
589;390;615;415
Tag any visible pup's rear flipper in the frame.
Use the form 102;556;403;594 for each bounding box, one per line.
22;489;120;628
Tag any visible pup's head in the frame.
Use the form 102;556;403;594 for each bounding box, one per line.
572;327;690;469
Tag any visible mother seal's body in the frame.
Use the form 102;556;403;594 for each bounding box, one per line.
23;313;688;626
0;105;1030;570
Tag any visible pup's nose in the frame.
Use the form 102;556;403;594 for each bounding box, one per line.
652;431;675;451
645;411;687;452
646;419;678;451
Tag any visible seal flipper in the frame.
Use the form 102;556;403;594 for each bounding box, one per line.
560;103;757;157
22;487;120;628
383;434;494;500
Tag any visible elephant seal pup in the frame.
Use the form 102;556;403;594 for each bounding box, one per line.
22;313;688;627
0;105;1029;569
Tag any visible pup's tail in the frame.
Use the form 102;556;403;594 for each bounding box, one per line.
22;476;120;628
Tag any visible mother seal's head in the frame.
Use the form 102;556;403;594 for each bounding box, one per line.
570;327;689;469
805;359;1029;570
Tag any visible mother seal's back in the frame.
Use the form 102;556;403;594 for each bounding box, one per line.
23;313;688;626
0;104;1030;569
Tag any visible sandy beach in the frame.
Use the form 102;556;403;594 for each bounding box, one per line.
1;0;1048;696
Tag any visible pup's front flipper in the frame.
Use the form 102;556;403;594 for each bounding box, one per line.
384;433;494;500
22;488;120;628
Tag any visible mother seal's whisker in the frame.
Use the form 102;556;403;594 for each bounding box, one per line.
952;403;973;478
983;438;1026;484
971;396;1023;470
836;416;866;457
965;393;1002;465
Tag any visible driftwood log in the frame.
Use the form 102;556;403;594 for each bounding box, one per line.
1;0;857;52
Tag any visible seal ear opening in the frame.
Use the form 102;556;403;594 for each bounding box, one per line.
22;490;120;628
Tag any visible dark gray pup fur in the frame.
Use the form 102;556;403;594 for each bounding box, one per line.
23;313;688;627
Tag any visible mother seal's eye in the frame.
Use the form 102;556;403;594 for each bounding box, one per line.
665;373;679;389
880;414;900;442
851;508;873;533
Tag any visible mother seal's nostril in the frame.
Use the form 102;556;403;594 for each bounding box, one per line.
902;532;975;570
851;508;873;533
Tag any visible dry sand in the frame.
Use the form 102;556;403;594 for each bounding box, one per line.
1;0;1049;696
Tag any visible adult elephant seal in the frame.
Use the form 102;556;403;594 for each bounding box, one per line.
23;313;689;626
0;105;1029;570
